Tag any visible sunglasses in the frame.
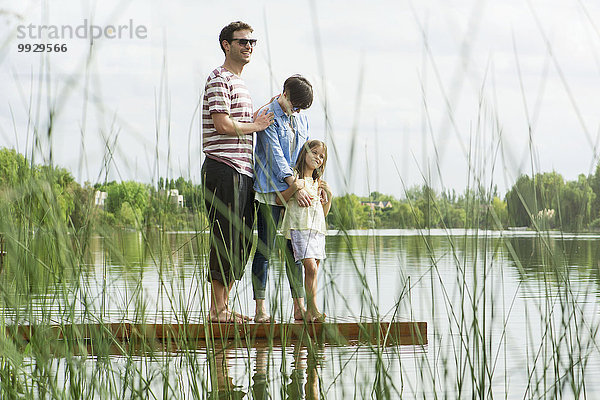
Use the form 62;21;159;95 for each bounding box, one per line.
230;38;257;47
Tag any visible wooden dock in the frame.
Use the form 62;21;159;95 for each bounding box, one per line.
8;320;427;347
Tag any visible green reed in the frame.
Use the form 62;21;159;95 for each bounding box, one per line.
2;118;599;399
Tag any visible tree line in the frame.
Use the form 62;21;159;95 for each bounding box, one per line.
1;147;599;232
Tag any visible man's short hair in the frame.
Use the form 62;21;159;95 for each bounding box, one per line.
219;21;254;55
284;75;313;110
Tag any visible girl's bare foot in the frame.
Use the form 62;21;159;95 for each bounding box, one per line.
294;307;307;321
293;298;307;320
304;310;326;323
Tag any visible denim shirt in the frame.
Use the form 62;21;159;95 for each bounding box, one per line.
254;96;309;194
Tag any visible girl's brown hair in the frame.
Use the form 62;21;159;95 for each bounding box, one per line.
294;140;327;180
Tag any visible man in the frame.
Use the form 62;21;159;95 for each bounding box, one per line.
252;75;314;323
202;21;273;323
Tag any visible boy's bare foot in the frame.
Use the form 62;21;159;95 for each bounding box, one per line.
254;311;271;323
254;299;271;323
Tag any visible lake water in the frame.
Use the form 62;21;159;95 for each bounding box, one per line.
4;229;600;398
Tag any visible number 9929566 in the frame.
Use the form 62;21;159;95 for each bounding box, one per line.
17;43;68;52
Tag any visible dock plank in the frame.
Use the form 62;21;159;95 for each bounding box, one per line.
9;321;427;346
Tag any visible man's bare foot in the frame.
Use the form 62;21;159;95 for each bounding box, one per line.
209;309;245;323
254;310;271;323
229;308;251;322
222;302;251;321
222;305;251;321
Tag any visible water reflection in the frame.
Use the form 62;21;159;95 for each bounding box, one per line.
506;235;600;291
11;228;600;292
251;346;268;399
284;342;321;400
208;347;247;399
5;229;600;397
207;341;324;399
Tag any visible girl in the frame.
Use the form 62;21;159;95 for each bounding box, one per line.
277;140;332;323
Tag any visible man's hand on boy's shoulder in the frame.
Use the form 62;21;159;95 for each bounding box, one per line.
253;109;275;131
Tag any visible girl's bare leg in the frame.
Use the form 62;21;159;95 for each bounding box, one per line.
303;259;325;322
293;297;307;320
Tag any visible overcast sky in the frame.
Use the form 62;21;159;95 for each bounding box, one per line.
1;0;600;198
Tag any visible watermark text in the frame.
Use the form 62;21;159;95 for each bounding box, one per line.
16;19;148;40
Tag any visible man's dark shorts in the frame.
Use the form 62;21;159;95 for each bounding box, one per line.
202;157;254;285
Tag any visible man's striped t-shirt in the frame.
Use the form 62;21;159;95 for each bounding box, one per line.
202;66;254;178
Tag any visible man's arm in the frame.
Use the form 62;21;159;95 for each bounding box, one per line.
276;179;305;205
294;187;312;207
212;109;273;136
282;175;311;207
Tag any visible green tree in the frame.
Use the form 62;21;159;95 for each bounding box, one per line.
589;162;600;220
442;205;466;228
329;194;369;229
506;175;536;227
490;196;508;229
36;166;77;223
69;183;93;231
535;172;564;212
388;201;424;228
369;191;394;202
415;185;441;228
557;175;594;231
104;181;149;227
0;148;31;188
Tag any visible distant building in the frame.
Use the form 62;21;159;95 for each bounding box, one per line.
94;191;108;208
361;201;393;210
168;189;184;208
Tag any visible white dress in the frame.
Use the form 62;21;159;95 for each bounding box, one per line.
280;177;327;261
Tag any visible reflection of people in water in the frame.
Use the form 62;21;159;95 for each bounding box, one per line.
207;347;246;400
208;341;323;399
285;342;322;400
208;343;271;399
251;346;268;399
